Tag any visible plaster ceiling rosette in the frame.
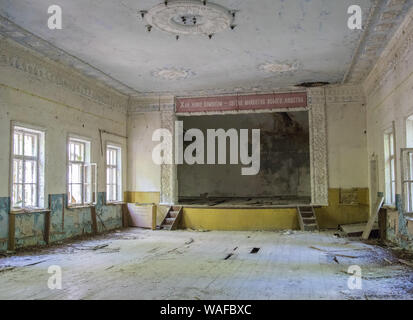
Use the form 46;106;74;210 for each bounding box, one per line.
144;0;234;35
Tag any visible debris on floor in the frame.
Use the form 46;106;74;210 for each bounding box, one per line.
185;238;194;245
398;259;413;268
339;222;379;237
0;229;412;300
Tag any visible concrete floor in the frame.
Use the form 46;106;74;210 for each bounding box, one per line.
0;229;412;300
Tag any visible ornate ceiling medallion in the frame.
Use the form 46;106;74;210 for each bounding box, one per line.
143;1;235;37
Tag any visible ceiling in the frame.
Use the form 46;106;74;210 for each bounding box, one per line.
0;0;411;96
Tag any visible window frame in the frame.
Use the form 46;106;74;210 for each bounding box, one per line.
10;123;45;210
67;135;96;207
401;148;413;214
105;143;122;203
384;127;396;205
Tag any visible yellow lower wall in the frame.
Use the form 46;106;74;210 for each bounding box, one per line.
125;189;369;231
124;191;160;204
181;189;369;231
181;208;299;231
314;188;369;229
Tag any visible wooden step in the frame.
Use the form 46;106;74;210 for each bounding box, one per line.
159;205;183;231
161;224;172;230
300;211;314;218
164;218;175;225
169;211;179;218
304;223;318;231
297;206;319;232
303;217;316;224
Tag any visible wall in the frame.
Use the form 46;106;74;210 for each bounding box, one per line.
363;9;413;249
314;85;369;228
178;112;311;199
126;86;369;230
0;36;128;250
127;111;161;199
181;208;299;231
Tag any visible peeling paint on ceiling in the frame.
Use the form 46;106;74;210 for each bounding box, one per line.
0;0;411;96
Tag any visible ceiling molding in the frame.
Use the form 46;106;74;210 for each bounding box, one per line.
343;0;413;84
363;4;413;96
0;34;129;113
0;15;140;97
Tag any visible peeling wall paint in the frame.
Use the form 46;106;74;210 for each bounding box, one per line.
49;193;122;245
0;197;9;251
0;37;127;251
9;193;122;250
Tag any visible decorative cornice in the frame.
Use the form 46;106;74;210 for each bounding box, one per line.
344;0;413;84
0;35;129;113
128;95;175;114
363;5;413;96
325;85;365;104
0;15;138;97
307;88;329;205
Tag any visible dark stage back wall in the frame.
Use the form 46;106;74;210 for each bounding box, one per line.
177;112;310;198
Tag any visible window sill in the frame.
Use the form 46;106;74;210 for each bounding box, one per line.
10;208;51;215
67;204;96;209
404;214;413;222
383;204;396;210
106;201;125;206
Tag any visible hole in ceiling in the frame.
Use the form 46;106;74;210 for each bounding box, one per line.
250;248;260;254
295;82;330;88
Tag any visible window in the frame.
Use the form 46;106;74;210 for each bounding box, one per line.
401;115;413;213
384;129;396;205
401;148;413;213
106;145;122;202
11;125;45;209
67;137;96;206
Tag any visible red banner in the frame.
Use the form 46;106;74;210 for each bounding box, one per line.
176;92;307;113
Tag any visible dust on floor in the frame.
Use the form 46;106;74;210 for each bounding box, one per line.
0;229;412;300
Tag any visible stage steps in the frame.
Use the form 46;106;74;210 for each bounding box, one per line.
297;206;319;231
160;206;183;231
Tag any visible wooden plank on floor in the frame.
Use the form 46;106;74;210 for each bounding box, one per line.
362;196;384;240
